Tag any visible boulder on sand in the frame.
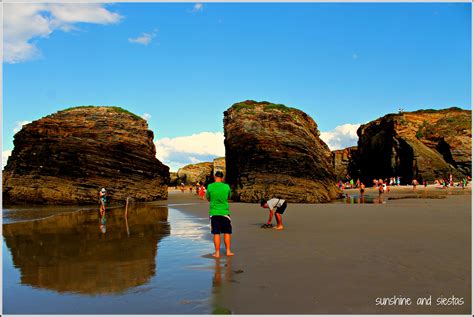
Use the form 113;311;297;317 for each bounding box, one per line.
3;106;170;204
223;100;340;203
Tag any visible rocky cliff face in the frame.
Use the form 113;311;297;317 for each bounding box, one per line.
224;100;339;203
177;162;213;185
169;172;178;186
332;146;357;181
213;157;226;178
3;106;169;204
352;107;471;183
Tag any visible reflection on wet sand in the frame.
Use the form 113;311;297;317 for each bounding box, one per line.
3;204;169;295
340;194;385;204
211;257;234;314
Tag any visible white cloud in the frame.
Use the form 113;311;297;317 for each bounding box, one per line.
154;132;224;172
320;123;361;151
141;113;152;121
3;3;122;63
190;3;204;13
128;29;158;46
13;121;32;134
3;150;12;168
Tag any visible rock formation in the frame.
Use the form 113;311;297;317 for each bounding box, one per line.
224;100;340;203
332;146;357;181
176;162;213;185
169;172;178;186
352;107;471;183
213;157;226;179
3;106;169;204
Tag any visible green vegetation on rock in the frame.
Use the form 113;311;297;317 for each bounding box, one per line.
59;105;143;121
231;100;295;113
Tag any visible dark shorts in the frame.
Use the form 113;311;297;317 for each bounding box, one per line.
275;201;287;214
210;215;232;234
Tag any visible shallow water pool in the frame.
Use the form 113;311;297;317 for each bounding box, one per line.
3;203;224;314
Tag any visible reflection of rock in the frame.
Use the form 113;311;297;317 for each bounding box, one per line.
3;204;169;295
332;146;357;181
224;100;339;203
2;106;169;204
177;162;213;185
352;107;472;183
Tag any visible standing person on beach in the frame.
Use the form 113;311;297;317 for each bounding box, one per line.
360;183;365;195
206;171;234;258
99;188;107;217
260;198;287;230
199;183;206;200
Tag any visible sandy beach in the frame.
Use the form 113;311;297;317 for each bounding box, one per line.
169;186;471;314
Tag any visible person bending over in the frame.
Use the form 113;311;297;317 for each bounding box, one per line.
260;198;287;230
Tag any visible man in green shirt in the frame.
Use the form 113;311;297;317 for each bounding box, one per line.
206;171;234;258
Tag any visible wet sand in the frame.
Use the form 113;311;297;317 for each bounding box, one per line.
170;187;471;314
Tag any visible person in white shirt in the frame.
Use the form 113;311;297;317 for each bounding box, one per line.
260;198;287;230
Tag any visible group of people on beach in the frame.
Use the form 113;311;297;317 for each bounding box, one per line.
339;173;471;195
99;171;288;258
178;182;208;199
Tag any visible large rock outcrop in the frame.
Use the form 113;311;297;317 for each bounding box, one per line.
224;100;339;203
332;146;357;181
3;106;169;204
213;157;226;178
176;162;213;185
352;107;471;183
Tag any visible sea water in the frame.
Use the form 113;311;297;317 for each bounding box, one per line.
2;203;222;314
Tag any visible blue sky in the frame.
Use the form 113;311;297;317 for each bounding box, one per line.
3;2;472;171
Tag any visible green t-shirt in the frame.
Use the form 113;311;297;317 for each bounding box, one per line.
206;182;231;216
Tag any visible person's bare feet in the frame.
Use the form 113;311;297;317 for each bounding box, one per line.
226;251;235;256
212;252;220;258
273;226;284;230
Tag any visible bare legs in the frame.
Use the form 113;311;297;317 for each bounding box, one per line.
213;234;221;258
266;210;274;225
274;213;284;230
212;234;234;258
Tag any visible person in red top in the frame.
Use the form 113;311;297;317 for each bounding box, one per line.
199;183;206;200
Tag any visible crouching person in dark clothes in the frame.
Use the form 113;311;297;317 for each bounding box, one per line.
206;171;234;258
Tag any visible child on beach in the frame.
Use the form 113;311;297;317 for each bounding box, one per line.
206;171;234;258
260;198;287;230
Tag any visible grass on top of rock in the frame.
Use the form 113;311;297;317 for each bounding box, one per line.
231;100;295;113
411;107;466;114
58;106;143;120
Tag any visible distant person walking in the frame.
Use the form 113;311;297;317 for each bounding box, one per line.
260;198;287;230
206;171;234;258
